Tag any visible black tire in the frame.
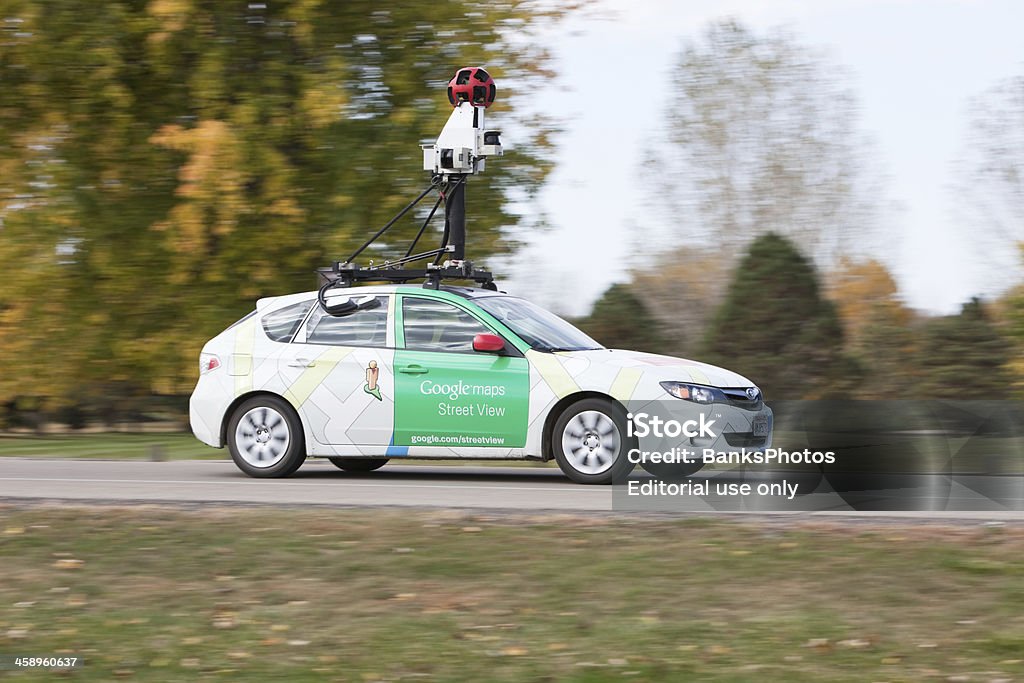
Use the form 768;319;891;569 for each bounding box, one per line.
328;457;389;472
552;398;636;485
226;395;306;478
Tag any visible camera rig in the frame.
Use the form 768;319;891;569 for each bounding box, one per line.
318;67;503;304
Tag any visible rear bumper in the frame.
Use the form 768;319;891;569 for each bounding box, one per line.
189;375;228;448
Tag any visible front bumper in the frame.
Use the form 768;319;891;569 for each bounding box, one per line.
628;399;774;457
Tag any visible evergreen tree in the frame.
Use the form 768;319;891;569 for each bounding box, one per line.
916;298;1012;399
577;284;668;354
701;233;850;399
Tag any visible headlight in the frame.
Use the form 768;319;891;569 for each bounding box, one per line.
660;381;721;403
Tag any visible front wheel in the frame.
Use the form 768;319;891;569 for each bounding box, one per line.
226;395;306;478
552;398;636;484
328;457;389;473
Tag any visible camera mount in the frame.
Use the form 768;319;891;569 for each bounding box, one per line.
318;67;502;302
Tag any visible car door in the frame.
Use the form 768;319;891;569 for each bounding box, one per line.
392;294;529;450
278;294;395;447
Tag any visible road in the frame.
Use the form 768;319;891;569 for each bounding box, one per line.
1;458;1023;521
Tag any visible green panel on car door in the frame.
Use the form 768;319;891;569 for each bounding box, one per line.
393;350;529;448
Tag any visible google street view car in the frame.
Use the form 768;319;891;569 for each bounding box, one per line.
188;67;772;483
189;285;772;484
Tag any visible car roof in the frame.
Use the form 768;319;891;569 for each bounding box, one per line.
256;284;509;312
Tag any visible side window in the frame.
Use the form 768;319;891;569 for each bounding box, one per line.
261;301;313;343
306;296;389;348
402;297;492;353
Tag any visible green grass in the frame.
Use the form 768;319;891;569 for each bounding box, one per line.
1;506;1024;681
0;433;222;460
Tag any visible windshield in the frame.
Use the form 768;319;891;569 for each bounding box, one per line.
476;296;603;352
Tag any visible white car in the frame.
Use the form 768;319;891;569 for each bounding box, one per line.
189;285;772;484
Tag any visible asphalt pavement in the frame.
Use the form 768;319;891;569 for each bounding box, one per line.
1;458;1023;521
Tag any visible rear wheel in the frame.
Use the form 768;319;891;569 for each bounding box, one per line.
328;457;389;472
226;396;306;478
552;398;636;484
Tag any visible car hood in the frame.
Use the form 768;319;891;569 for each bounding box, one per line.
559;349;755;388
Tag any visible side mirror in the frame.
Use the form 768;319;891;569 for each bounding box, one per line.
472;333;506;353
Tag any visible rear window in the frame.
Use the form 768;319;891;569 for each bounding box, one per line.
261;301;313;342
306;296;389;348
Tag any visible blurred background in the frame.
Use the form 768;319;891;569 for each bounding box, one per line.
0;0;1022;434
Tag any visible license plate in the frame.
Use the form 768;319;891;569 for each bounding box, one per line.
752;416;769;437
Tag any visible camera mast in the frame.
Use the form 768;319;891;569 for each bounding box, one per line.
317;67;503;299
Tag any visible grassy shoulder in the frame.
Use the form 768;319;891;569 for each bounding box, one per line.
0;433;221;460
1;506;1023;682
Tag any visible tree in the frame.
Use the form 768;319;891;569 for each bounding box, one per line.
917;298;1012;399
955;74;1024;290
825;258;920;398
702;233;850;400
0;0;569;418
852;302;922;400
576;283;668;353
827;258;908;350
645;19;885;264
628;247;731;359
995;269;1024;397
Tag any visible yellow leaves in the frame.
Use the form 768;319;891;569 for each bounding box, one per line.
149;119;251;270
147;0;193;38
283;0;324;47
299;63;349;128
332;193;356;209
296;57;352;127
827;257;908;347
389;107;417;128
151;120;246;202
268;198;305;219
300;86;348;129
1005;357;1024;397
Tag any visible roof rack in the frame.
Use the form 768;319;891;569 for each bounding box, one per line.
318;256;497;291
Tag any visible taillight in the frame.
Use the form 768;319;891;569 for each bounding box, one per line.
200;353;221;374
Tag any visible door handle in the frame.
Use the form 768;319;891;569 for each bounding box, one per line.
287;358;316;368
398;364;428;375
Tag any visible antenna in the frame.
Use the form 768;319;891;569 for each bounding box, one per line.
317;67;503;304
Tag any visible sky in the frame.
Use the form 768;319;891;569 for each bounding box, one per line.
501;0;1024;316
